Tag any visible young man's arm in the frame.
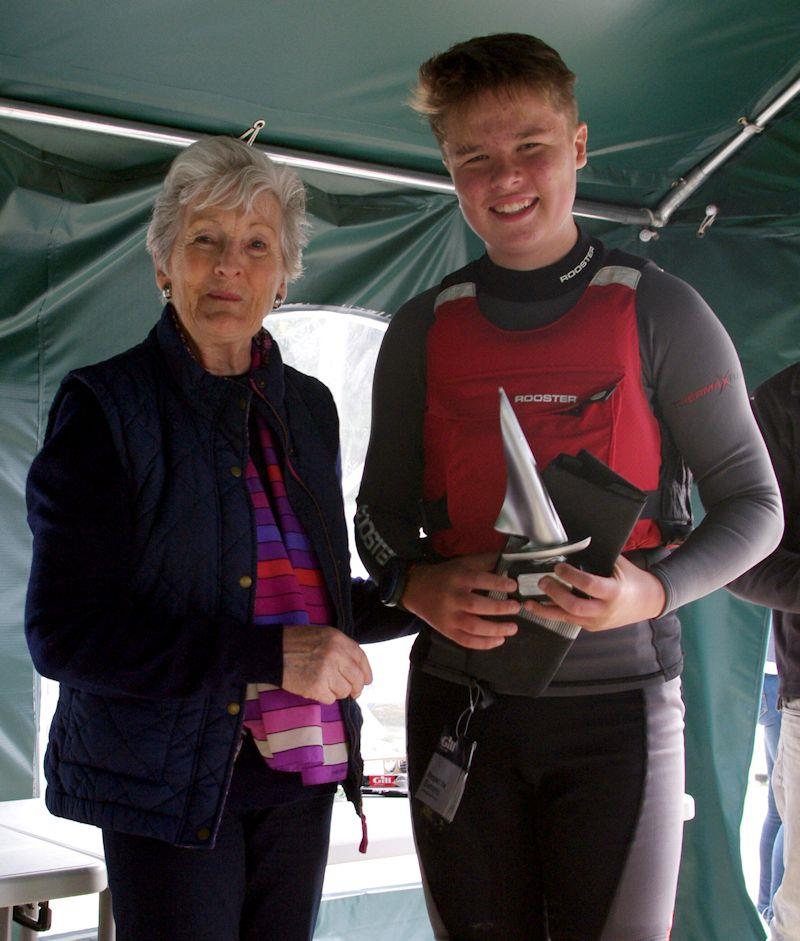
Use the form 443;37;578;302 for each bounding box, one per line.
529;268;783;628
355;289;520;647
638;269;783;611
355;291;433;580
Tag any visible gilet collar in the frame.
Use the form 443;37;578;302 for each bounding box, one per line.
154;305;285;418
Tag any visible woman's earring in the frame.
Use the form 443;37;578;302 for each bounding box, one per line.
272;296;283;310
161;284;172;301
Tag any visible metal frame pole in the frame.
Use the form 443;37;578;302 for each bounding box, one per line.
2;66;798;233
0;97;659;225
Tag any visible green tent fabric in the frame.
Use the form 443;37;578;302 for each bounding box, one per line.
2;0;798;201
1;4;799;939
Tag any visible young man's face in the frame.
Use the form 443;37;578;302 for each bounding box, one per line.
441;87;588;271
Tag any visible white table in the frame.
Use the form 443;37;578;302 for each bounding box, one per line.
328;793;415;864
0;797;417;940
0;825;112;941
0;794;415;865
0;801;106;860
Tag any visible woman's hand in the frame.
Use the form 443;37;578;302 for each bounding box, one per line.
282;626;373;703
524;555;667;632
401;552;521;650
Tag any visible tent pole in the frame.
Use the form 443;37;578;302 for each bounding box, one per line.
651;72;800;227
0;97;651;226
0;97;454;193
5;70;797;233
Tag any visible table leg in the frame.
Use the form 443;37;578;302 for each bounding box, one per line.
98;887;116;941
0;907;11;941
15;912;38;941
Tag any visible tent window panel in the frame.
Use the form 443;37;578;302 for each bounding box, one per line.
267;307;411;777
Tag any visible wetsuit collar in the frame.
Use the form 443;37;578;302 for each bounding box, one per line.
476;231;603;301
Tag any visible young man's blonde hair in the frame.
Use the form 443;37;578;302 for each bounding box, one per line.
410;33;578;145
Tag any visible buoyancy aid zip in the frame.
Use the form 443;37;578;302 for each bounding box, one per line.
563;382;620;416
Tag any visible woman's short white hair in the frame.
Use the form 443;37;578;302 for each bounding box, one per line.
146;136;309;282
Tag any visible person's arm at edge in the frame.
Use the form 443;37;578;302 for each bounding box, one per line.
728;369;800;612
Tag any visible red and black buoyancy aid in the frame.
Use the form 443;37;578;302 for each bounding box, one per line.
422;255;692;558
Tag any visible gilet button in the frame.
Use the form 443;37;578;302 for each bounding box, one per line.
197;827;211;841
230;465;242;478
239;575;253;588
227;702;241;716
238;397;247;410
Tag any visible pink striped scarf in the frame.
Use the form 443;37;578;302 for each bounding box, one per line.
242;337;348;786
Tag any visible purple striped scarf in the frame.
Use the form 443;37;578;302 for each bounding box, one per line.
242;337;348;786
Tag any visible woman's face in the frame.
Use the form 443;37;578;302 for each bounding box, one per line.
156;194;287;369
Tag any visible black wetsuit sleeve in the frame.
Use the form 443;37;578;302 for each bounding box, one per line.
727;370;800;612
637;267;783;612
355;287;438;582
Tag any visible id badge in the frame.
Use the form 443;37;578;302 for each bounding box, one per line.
415;682;488;824
416;729;477;823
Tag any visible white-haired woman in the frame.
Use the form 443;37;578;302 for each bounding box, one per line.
25;137;413;941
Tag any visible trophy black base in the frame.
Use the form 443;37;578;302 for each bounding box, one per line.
421;607;580;699
419;541;587;698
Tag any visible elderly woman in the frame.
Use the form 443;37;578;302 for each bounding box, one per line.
25;136;413;941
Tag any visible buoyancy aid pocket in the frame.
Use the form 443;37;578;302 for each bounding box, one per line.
423;367;624;555
510;372;623;470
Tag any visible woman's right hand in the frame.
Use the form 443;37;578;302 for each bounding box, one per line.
401;552;520;650
282;626;373;704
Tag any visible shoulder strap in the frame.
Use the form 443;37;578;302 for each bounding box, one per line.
440;259;480;292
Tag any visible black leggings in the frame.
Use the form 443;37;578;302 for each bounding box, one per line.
407;669;685;941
